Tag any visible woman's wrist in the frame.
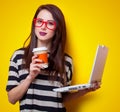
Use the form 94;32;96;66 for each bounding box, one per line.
26;75;34;83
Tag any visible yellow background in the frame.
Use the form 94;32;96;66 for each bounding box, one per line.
0;0;120;112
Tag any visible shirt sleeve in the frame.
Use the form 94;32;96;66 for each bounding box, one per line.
6;52;20;91
65;54;73;86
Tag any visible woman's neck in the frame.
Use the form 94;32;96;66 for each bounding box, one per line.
37;40;51;52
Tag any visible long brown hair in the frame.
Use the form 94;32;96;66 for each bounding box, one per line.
23;4;67;82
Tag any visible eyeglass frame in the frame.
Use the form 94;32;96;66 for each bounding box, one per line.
34;18;56;30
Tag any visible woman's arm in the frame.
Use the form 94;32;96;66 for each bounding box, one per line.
7;55;43;104
7;75;33;104
63;82;100;103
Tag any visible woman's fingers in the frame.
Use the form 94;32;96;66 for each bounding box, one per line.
90;82;101;91
32;55;43;64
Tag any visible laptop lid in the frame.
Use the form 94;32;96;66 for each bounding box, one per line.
89;45;108;84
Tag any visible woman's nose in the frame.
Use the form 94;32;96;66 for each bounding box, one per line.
41;22;47;30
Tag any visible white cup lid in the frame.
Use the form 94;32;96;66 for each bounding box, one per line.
32;47;47;52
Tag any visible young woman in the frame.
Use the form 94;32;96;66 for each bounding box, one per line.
6;4;99;112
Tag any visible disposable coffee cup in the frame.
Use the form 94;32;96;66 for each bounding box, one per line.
32;47;48;68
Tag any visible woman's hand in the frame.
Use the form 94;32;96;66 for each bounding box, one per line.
63;82;100;103
28;54;44;81
78;81;100;96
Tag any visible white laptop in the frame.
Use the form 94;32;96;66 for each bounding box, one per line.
53;45;109;92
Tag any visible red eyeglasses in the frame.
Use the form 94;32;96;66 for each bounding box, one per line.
34;18;56;30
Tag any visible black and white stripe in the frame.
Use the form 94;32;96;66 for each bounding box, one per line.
6;49;73;112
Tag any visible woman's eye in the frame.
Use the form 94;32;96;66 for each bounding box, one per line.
37;19;43;24
47;21;54;26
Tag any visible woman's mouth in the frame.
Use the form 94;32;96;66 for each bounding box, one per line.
39;32;47;36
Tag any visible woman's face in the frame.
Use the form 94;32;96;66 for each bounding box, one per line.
34;9;56;45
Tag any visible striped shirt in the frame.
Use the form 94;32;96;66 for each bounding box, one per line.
6;49;73;112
